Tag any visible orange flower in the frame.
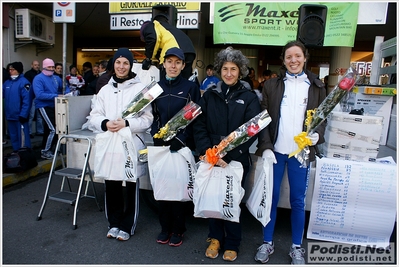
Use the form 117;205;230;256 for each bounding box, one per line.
200;109;271;168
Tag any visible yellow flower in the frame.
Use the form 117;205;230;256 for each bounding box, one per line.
153;124;170;139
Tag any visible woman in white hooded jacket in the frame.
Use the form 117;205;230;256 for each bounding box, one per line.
89;48;153;241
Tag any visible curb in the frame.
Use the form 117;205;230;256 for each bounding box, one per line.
2;158;63;188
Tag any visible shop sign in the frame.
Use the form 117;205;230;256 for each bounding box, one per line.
110;12;199;30
109;2;200;13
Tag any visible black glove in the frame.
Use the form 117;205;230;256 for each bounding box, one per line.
19;116;28;124
153;138;165;147
169;138;184;152
142;58;152;70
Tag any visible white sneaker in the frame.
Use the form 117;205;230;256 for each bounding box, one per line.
289;247;306;265
255;242;274;263
41;150;54;160
106;227;119;238
116;230;130;241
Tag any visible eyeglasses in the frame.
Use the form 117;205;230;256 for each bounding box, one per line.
8;68;15;71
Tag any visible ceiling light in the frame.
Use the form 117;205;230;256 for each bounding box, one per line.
81;48;114;52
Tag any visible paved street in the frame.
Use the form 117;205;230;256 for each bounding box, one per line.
3;170;314;265
2;136;397;265
3;169;397;265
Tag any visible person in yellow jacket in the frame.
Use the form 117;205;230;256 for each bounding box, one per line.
140;14;196;80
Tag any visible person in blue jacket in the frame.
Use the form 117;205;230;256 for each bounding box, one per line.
200;64;220;92
150;47;201;247
3;62;33;151
32;58;63;159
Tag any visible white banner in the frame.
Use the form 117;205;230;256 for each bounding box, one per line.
357;2;388;24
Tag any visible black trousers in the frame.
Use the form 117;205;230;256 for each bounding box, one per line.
105;180;136;234
158;200;187;235
207;164;250;253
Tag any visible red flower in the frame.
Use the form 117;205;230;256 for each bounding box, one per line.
247;124;260;137
339;77;356;91
184;111;194;120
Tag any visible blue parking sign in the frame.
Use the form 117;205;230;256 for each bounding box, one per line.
53;2;75;23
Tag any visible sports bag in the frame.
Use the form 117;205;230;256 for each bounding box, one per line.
3;147;38;173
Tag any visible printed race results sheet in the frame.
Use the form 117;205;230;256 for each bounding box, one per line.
307;157;396;247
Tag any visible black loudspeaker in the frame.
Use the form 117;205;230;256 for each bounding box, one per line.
296;4;327;47
152;5;178;26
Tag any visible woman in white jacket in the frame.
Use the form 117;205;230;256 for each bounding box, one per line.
89;48;153;241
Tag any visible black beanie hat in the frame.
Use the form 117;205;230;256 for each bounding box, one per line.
10;62;23;74
113;48;134;68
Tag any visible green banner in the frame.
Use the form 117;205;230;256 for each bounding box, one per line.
213;2;359;47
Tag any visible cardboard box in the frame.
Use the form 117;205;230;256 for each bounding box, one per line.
323;151;377;162
344;93;394;145
326;112;383;143
323;112;383;162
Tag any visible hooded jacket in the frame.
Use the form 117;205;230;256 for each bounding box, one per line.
89;75;154;152
193;80;261;167
255;67;327;162
3;74;33;121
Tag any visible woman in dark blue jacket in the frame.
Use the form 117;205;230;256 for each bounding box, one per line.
150;47;201;247
193;47;261;262
3;62;33;151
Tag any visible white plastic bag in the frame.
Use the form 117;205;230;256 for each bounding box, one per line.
193;161;245;223
148;146;197;201
132;63;160;85
246;156;274;227
94;127;141;181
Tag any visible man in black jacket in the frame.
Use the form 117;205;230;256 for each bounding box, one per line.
24;60;43;138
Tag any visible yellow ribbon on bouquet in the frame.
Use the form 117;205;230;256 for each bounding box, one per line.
288;109;316;158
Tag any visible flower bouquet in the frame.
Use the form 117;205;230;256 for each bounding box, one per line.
121;80;163;119
153;101;202;141
289;66;362;167
201;109;272;167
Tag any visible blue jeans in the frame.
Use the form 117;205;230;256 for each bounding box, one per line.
8;120;31;151
262;152;309;245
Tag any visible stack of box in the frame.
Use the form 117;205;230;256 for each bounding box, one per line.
322;112;383;162
344;90;394;145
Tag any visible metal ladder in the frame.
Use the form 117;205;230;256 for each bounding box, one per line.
36;134;103;229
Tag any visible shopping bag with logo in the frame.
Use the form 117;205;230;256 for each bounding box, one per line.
94;127;143;181
246;156;274;227
193;160;245;223
148;146;197;201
